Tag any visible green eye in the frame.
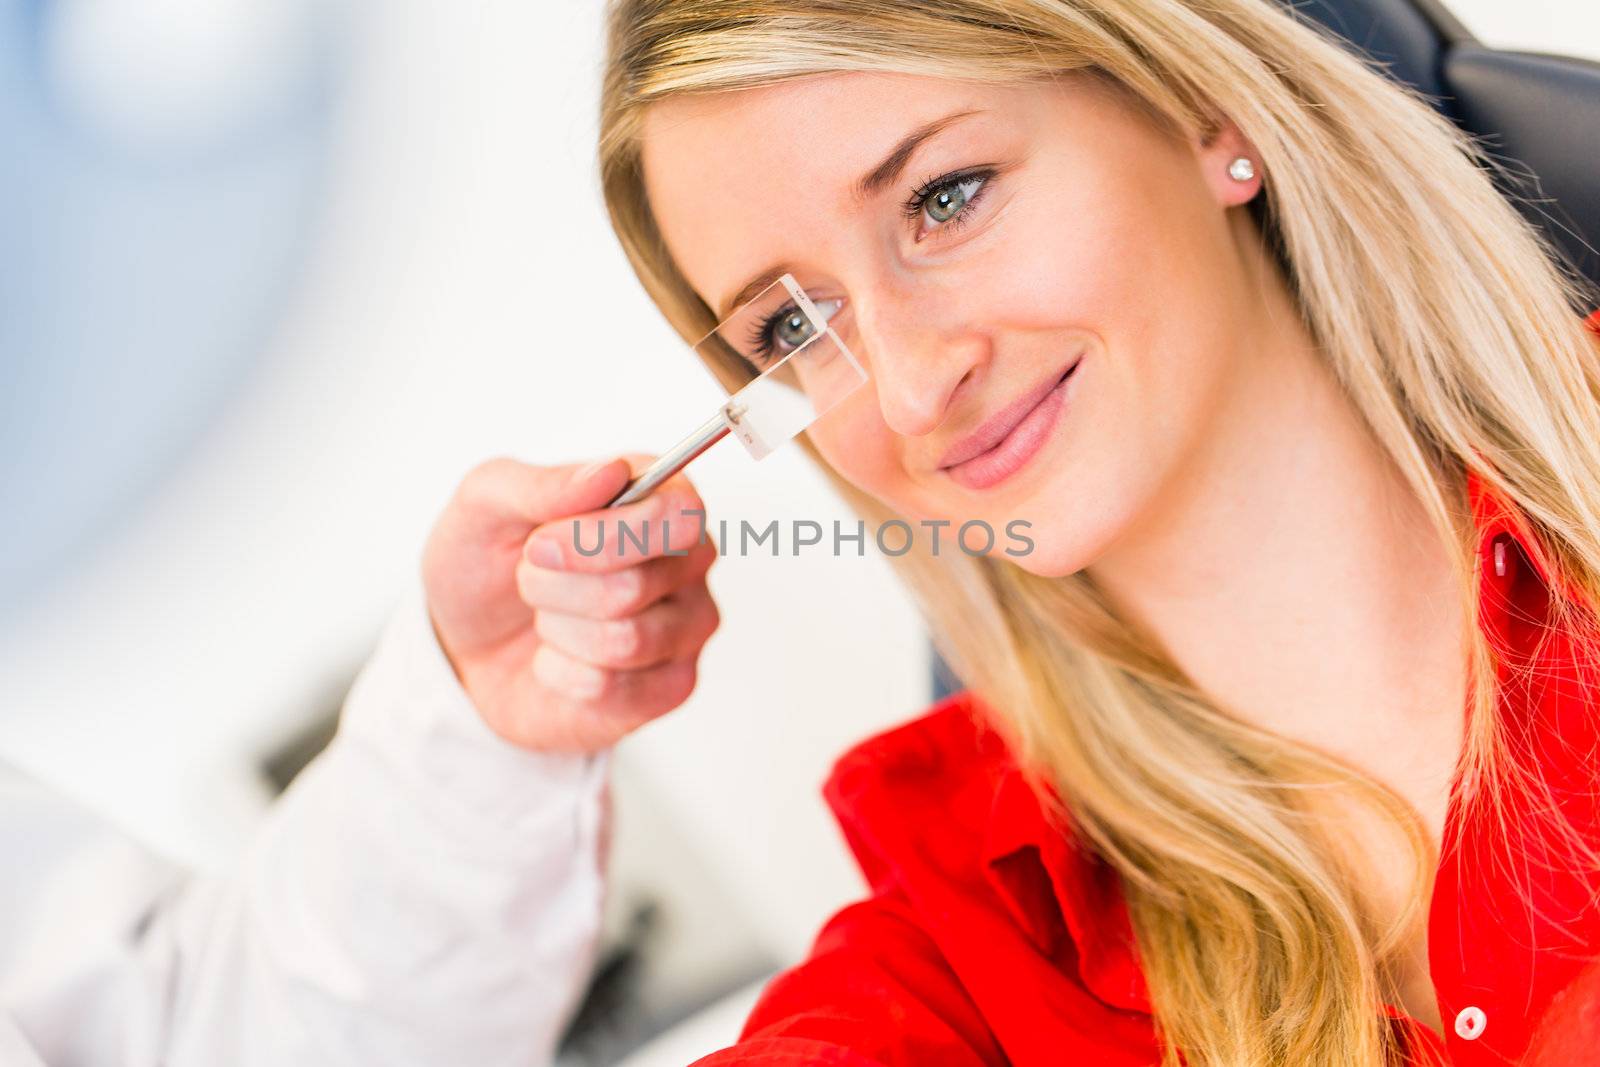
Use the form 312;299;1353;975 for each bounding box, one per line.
926;184;969;222
774;310;815;349
906;172;990;231
747;297;843;368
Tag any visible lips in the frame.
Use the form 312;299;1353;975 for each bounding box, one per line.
937;356;1082;471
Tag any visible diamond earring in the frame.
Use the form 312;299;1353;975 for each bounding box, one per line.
1228;157;1256;182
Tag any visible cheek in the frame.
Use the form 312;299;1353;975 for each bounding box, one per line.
1004;192;1164;337
987;125;1201;343
807;390;904;499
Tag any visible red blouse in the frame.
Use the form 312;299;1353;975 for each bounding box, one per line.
695;312;1600;1067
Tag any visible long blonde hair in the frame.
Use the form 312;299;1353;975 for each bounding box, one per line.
596;2;1600;1063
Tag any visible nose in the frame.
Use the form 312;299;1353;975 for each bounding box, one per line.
850;281;989;438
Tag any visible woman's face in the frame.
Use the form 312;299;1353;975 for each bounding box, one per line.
640;71;1269;577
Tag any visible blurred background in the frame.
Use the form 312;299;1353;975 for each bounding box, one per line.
0;1;1596;1064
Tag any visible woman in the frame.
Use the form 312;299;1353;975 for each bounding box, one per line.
593;0;1600;1064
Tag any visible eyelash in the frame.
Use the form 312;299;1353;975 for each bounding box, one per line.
900;167;995;236
744;168;996;366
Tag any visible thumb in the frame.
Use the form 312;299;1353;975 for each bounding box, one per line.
458;456;634;531
519;457;640;567
537;456;634;521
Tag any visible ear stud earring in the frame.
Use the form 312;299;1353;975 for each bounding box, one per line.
1228;157;1256;182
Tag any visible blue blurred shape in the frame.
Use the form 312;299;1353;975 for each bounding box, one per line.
0;0;343;615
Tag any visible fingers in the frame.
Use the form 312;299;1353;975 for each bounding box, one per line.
516;536;716;619
428;451;723;755
523;654;702;744
534;588;720;672
504;462;719;745
522;475;707;573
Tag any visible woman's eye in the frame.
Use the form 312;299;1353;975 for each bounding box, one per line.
925;176;983;222
753;297;842;366
773;310;814;349
915;173;988;232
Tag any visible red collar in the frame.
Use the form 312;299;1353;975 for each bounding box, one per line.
980;759;1152;1012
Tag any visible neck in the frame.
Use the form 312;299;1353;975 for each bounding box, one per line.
1082;259;1467;838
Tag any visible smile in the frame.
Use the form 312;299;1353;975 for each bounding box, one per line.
939;355;1082;491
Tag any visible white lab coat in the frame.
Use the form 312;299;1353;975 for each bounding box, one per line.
0;580;609;1067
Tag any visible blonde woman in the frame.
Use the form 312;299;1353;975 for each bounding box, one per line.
587;0;1600;1064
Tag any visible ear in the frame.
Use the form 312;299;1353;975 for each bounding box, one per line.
1192;113;1263;209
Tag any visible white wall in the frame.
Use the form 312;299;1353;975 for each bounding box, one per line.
1453;0;1600;61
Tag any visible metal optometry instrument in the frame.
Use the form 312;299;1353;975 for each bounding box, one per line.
604;274;866;508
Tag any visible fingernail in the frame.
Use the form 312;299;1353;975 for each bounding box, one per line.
573;457;617;483
526;537;563;568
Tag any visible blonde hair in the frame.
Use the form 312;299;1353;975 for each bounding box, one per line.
596;2;1600;1063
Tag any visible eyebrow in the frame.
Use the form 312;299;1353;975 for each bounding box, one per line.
712;107;987;320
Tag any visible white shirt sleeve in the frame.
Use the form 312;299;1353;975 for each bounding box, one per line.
0;578;610;1067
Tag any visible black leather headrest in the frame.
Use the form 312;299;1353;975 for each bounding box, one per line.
1284;0;1600;295
1446;47;1600;289
1289;0;1464;113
